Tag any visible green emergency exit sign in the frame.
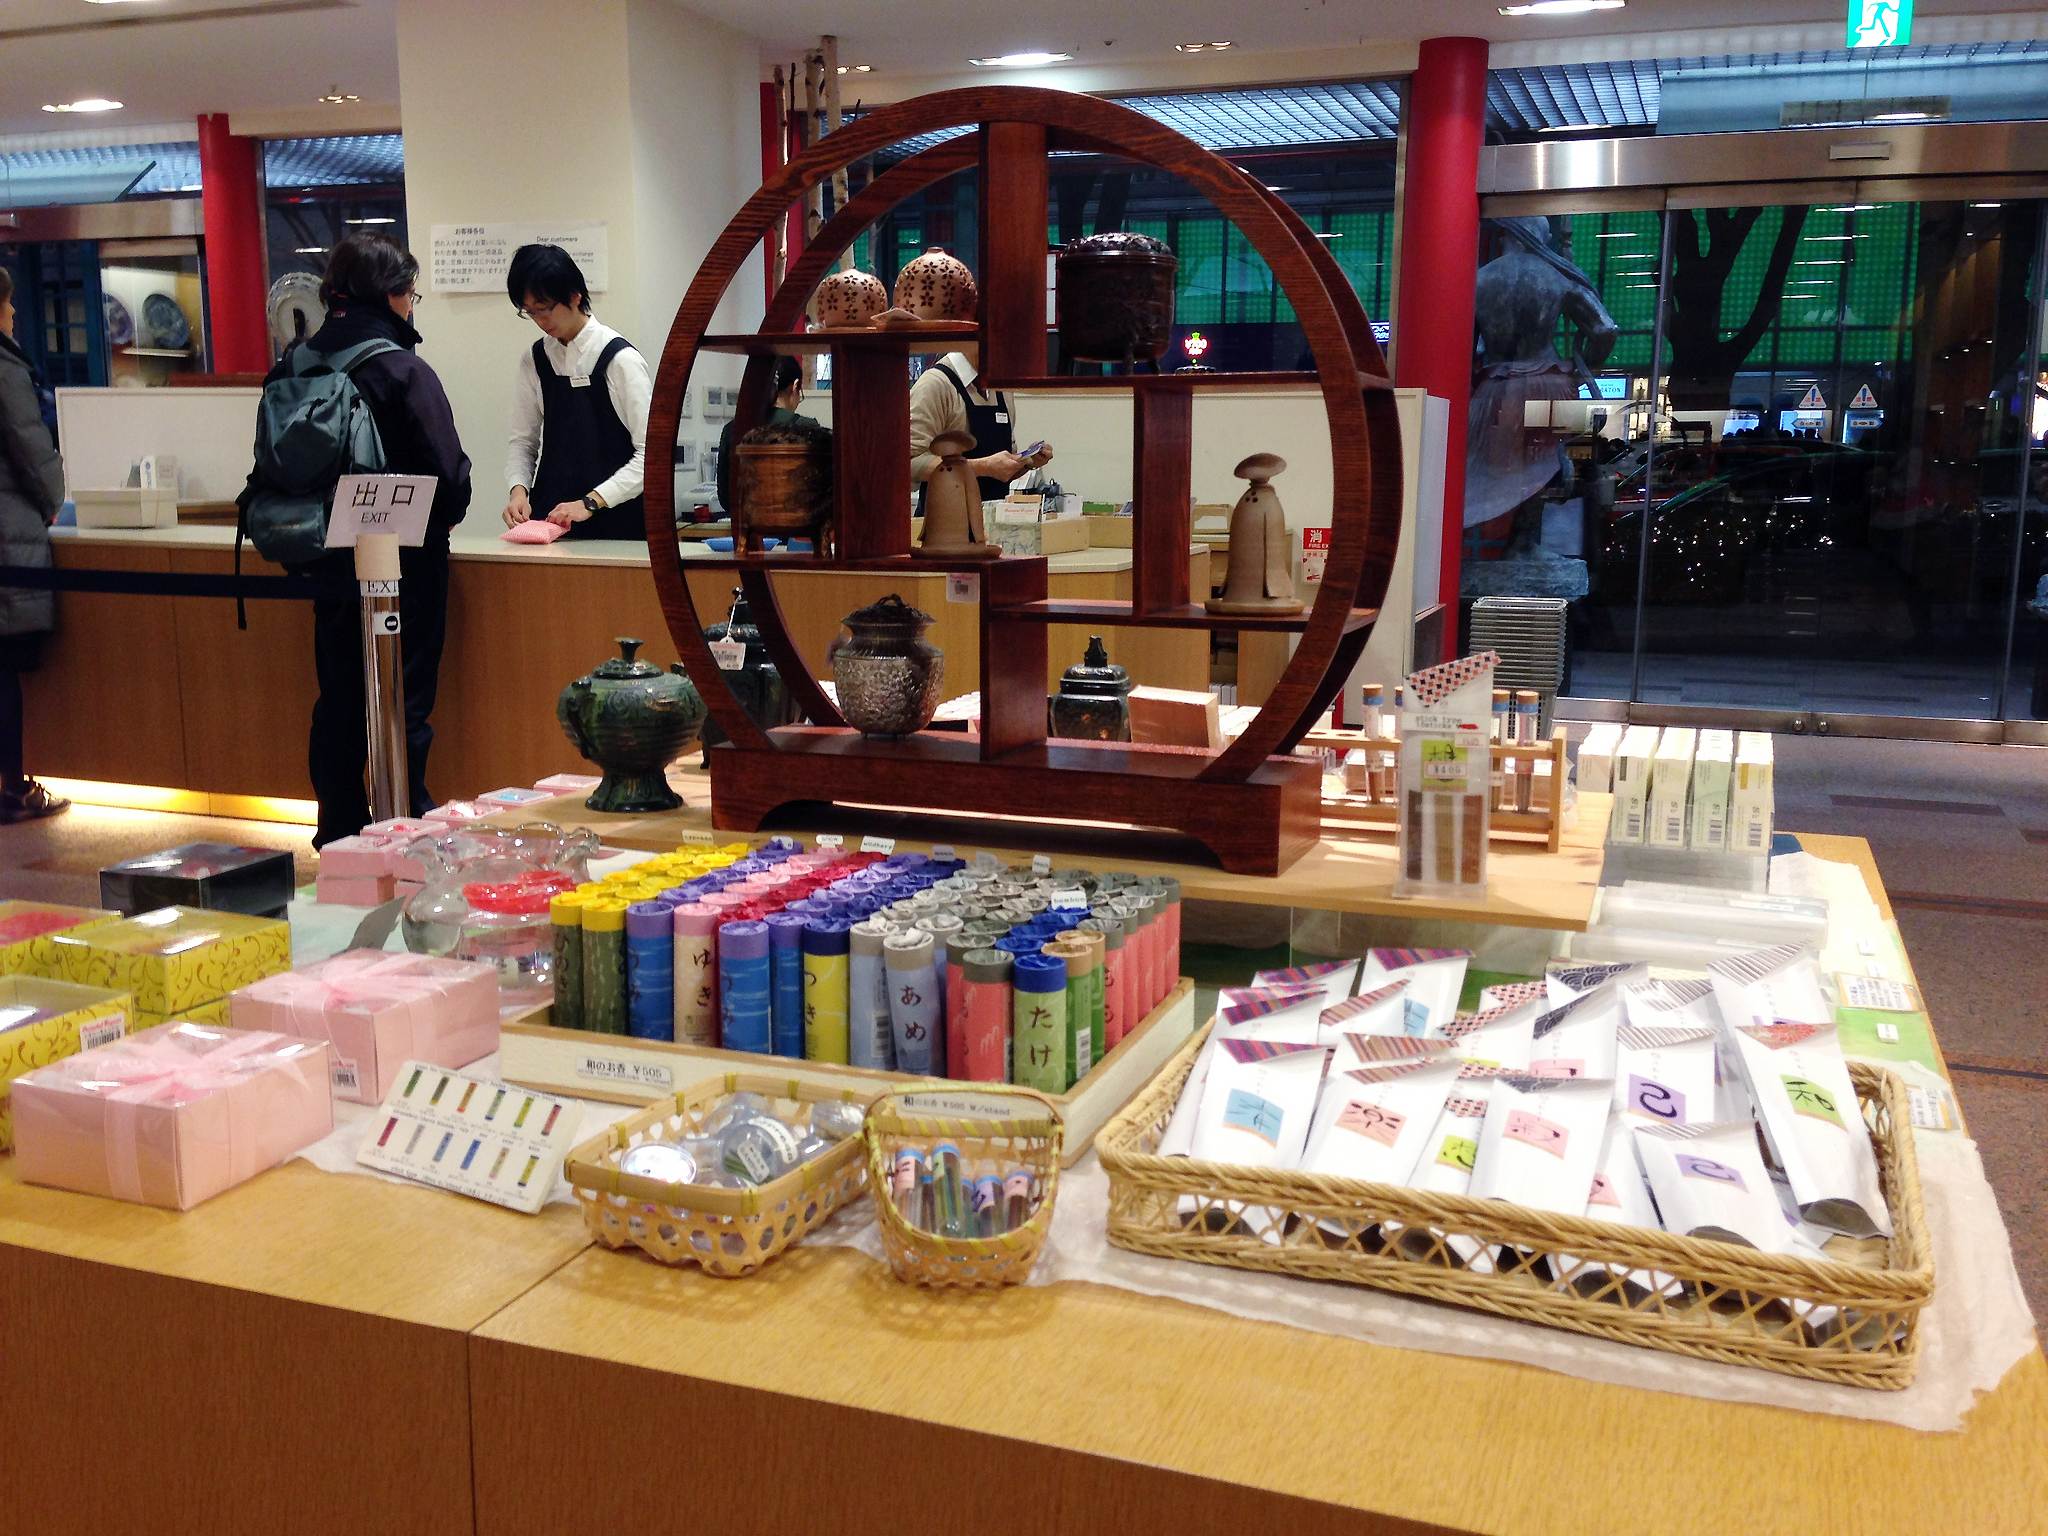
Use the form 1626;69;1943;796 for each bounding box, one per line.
1848;0;1912;47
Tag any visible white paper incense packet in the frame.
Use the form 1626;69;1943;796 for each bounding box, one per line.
1525;981;1624;1080
1554;1115;1682;1303
1468;1075;1612;1213
1544;960;1645;1008
1444;996;1543;1072
1631;1120;1812;1255
1387;1092;1492;1269
1252;958;1362;1010
1611;1022;1719;1127
1731;1021;1891;1238
1324;980;1414;1063
1300;1058;1463;1186
1359;947;1471;1037
1186;1040;1331;1240
1708;943;1832;1033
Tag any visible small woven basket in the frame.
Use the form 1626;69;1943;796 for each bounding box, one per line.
1098;1022;1935;1388
566;1071;877;1278
864;1085;1063;1289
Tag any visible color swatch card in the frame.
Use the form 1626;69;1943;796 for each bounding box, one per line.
356;1061;584;1215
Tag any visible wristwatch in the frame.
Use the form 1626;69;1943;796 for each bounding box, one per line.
582;493;604;513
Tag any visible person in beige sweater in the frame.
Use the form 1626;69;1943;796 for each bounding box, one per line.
909;348;1053;508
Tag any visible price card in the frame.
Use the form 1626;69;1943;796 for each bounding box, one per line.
816;833;845;849
680;829;715;846
709;639;746;671
1048;887;1089;910
860;835;896;854
1906;1082;1957;1132
1419;739;1472;787
1875;1021;1900;1043
945;573;981;604
1836;974;1918;1012
356;1063;584;1215
1031;854;1052;875
931;844;956;862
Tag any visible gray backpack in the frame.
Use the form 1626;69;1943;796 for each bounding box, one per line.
241;339;401;566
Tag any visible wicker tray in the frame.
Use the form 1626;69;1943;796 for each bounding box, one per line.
865;1085;1063;1289
566;1071;877;1277
1096;1023;1934;1388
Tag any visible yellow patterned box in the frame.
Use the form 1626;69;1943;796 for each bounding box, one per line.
44;907;291;1018
0;976;134;1150
134;997;232;1032
0;901;120;977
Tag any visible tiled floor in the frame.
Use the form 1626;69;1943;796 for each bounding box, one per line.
0;747;2040;1319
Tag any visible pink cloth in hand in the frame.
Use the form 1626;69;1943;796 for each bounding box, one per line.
501;518;568;544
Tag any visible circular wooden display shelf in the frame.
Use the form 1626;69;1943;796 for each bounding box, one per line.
641;86;1405;874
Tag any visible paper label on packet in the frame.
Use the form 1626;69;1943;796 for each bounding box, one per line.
1336;1100;1406;1148
1222;1088;1283;1146
331;1056;361;1096
1503;1109;1569;1157
1781;1073;1845;1128
78;1015;125;1052
1677;1153;1746;1192
1434;1133;1478;1172
861;836;896;855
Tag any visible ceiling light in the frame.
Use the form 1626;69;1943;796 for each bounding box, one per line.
1595;232;1641;239
1624;283;1658;289
1825;204;1875;212
317;86;361;104
1972;201;2002;208
969;51;1073;67
1806;234;1865;241
294;247;329;254
42;98;123;114
1315;232;1342;239
1795;259;1844;266
345;216;396;225
1871;110;1933;121
1536;122;1603;132
1176;41;1234;52
1498;0;1624;16
836;64;871;74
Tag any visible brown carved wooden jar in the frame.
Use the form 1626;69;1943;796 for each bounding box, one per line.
1055;232;1178;365
732;421;833;553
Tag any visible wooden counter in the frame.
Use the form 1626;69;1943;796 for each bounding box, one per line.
0;837;2036;1536
27;526;1208;805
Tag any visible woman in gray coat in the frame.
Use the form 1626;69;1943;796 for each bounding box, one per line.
0;266;70;822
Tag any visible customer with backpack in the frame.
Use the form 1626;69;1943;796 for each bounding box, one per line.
0;265;67;824
243;233;471;847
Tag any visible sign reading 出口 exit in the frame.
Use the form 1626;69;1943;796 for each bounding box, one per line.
1847;0;1912;48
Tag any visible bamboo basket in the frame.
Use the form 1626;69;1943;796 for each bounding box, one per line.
1096;1023;1934;1388
566;1071;877;1278
865;1085;1063;1289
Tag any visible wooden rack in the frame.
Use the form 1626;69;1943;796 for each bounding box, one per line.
640;89;1405;876
1298;726;1575;853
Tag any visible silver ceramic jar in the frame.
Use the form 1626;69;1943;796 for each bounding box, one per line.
831;594;945;738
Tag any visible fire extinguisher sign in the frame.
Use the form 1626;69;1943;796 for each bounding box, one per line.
1300;527;1331;586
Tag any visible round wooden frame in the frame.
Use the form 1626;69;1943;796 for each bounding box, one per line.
643;85;1404;791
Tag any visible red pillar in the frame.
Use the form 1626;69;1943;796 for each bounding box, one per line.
760;82;784;305
1393;37;1489;659
197;113;270;374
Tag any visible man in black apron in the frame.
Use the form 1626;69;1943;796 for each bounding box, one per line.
909;348;1053;509
503;244;651;540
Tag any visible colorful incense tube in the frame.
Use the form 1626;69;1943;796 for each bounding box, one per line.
765;911;808;1058
1058;927;1107;1069
625;899;674;1041
960;948;1014;1082
1011;952;1068;1093
884;928;942;1076
1141;877;1181;980
580;898;628;1036
848;917;894;1071
717;919;772;1054
550;893;585;1031
801;917;851;1064
1043;939;1096;1086
671;902;720;1047
1080;916;1127;1047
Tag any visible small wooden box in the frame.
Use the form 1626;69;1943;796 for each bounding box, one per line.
1128;686;1222;749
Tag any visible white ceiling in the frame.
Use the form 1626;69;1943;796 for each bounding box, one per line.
0;0;2043;142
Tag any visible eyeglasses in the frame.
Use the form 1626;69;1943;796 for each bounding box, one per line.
516;300;561;321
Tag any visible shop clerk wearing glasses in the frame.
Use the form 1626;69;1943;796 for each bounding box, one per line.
502;244;652;540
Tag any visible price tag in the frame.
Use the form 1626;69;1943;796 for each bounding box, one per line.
1031;854;1052;875
1906;1083;1956;1132
945;573;981;604
860;835;896;854
1856;936;1881;955
1875;1021;1900;1043
1836;974;1916;1011
932;844;956;862
331;1056;362;1096
709;639;746;671
815;833;845;849
575;1056;675;1091
78;1015;125;1052
1048;887;1088;910
680;829;715;846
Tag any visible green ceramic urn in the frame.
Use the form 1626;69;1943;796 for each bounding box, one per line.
556;638;708;813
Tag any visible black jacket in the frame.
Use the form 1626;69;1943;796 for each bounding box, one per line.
257;302;472;550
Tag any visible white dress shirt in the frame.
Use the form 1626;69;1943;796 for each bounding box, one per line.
909;351;1004;483
505;316;651;508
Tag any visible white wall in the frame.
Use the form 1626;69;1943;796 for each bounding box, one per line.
396;0;763;520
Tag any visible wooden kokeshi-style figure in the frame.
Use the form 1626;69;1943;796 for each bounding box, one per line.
1205;452;1304;615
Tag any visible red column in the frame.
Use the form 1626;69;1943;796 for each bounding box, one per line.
197;113;270;374
1393;37;1489;658
760;82;784;305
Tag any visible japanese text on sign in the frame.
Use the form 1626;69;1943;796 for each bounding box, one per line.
429;222;609;294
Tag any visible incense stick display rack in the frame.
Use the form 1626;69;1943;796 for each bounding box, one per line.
1299;726;1573;853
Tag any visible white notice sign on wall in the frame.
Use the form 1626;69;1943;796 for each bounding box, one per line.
429;221;609;295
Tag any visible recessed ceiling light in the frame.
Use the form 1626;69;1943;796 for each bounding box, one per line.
969;51;1073;67
1806;234;1865;241
1537;122;1603;132
345;217;396;225
42;98;123;113
836;64;872;74
1595;232;1641;239
1176;41;1234;52
1315;232;1342;239
294;247;329;254
1972;201;2002;208
317;86;361;104
1871;110;1933;121
1795;259;1844;266
1825;204;1875;212
1624;283;1658;289
1499;0;1624;15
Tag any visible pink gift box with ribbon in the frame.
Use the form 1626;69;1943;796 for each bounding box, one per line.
228;950;498;1104
12;1021;332;1210
317;836;393;879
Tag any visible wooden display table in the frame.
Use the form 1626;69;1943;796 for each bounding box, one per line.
493;771;1615;932
0;837;2039;1536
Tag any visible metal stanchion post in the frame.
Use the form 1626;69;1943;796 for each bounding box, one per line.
355;533;410;822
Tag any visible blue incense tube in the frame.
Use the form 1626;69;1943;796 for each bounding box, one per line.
718;920;772;1054
625;900;674;1041
765;911;808;1058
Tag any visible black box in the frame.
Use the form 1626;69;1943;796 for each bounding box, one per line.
99;843;296;920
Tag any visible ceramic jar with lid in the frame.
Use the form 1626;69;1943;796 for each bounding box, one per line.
1055;231;1178;365
892;247;978;322
732;420;833;553
1048;635;1132;741
831;594;945;738
556;638;708;813
815;269;890;328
